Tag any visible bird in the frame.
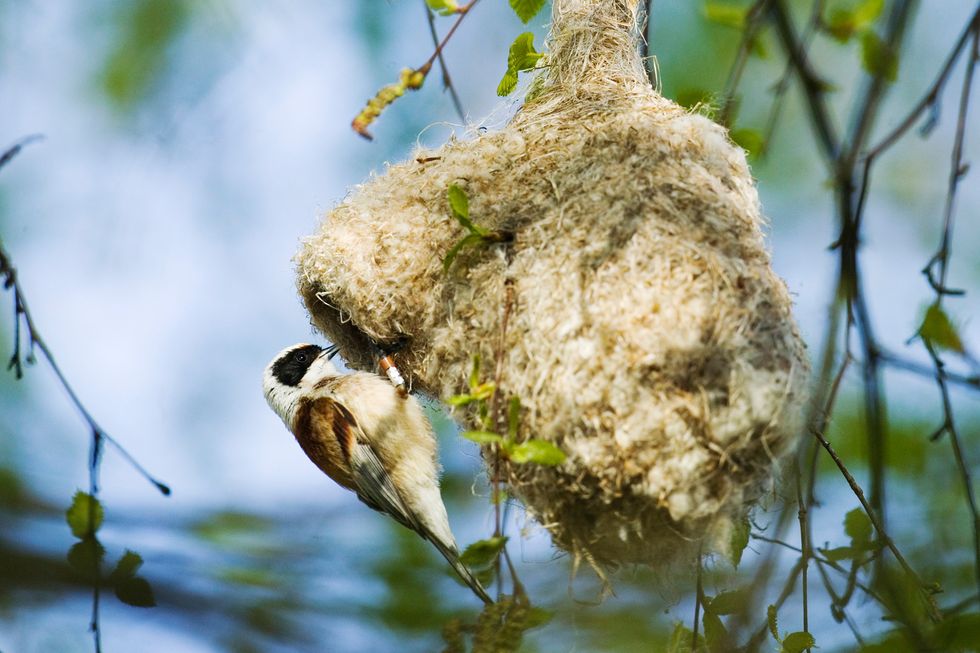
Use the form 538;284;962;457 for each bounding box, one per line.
263;342;493;605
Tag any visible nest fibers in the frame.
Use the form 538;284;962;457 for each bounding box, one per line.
295;0;809;567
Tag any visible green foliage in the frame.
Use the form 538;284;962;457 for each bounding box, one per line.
860;31;898;82
731;127;764;158
497;32;544;96
443;185;510;271
441;595;552;653
506;439;566;465
509;0;548;24
916;302;965;353
64;492;157;608
460;536;508;568
766;604;817;652
449;354;566;467
844;507;873;545
706;588;750;615
824;0;884;42
781;631;817;653
726;516;751;568
66;490;103;538
67;537;105;581
702;2;747;29
427;0;460;16
100;0;189;110
676;88;718;116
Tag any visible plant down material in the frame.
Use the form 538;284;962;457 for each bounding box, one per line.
295;0;809;568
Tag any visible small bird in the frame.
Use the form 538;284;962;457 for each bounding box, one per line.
263;342;493;605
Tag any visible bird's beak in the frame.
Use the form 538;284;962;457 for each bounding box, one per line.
324;344;341;360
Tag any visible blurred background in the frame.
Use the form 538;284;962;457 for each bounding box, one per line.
1;1;978;651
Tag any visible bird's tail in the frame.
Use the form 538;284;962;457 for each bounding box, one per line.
427;535;494;605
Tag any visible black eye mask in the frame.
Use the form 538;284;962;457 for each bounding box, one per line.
272;344;323;387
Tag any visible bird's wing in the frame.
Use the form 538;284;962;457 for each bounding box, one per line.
318;397;422;533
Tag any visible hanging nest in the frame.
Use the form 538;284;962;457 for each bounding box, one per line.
294;0;809;568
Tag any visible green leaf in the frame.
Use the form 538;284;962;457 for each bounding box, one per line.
702;610;729;653
469;355;481;389
703;2;746;29
821;545;858;562
844;507;873;546
67;537;105;581
459;536;508;567
781;631;816;653
497;70;520;96
918;302;965;353
426;0;459;16
507;439;566;465
860;31;898;82
115;576;156;608
524;606;554;629
507;397;521;439
731;128;764;158
667;622;702;652
470;382;496;401
707;588;750;615
66;491;104;538
447;183;469;221
462;430;505;445
727;515;751;568
508;33;543;72
447;393;476;406
854;0;885;25
767;605;780;643
110;550;144;582
443;233;486;272
509;0;547;23
498;32;543;96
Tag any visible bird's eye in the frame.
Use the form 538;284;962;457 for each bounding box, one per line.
296;353;308;363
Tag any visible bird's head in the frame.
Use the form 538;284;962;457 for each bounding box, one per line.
263;343;340;425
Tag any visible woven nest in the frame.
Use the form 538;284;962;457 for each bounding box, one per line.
294;0;809;568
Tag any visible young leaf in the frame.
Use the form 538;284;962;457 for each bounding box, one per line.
426;0;459;16
781;631;816;653
507;32;543;72
702;610;729;653
731;128;764;158
470;382;496;401
447;393;476;406
507;439;566;465
703;2;747;29
459;536;508;567
448;183;470;221
821;545;858;562
767;604;780;642
110;550;144;582
509;0;547;24
498;32;543;97
497;70;519;96
707;588;750;615
469;355;481;389
917;302;965;353
727;515;751;568
67;537;105;580
462;430;505;445
860;32;898;82
115;576;156;608
844;507;873;546
443;233;486;272
507;396;521;439
66;491;104;538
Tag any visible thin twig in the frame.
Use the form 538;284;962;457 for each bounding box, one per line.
795;462;811;650
718;0;772;127
809;425;941;622
767;0;840;161
424;1;466;123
